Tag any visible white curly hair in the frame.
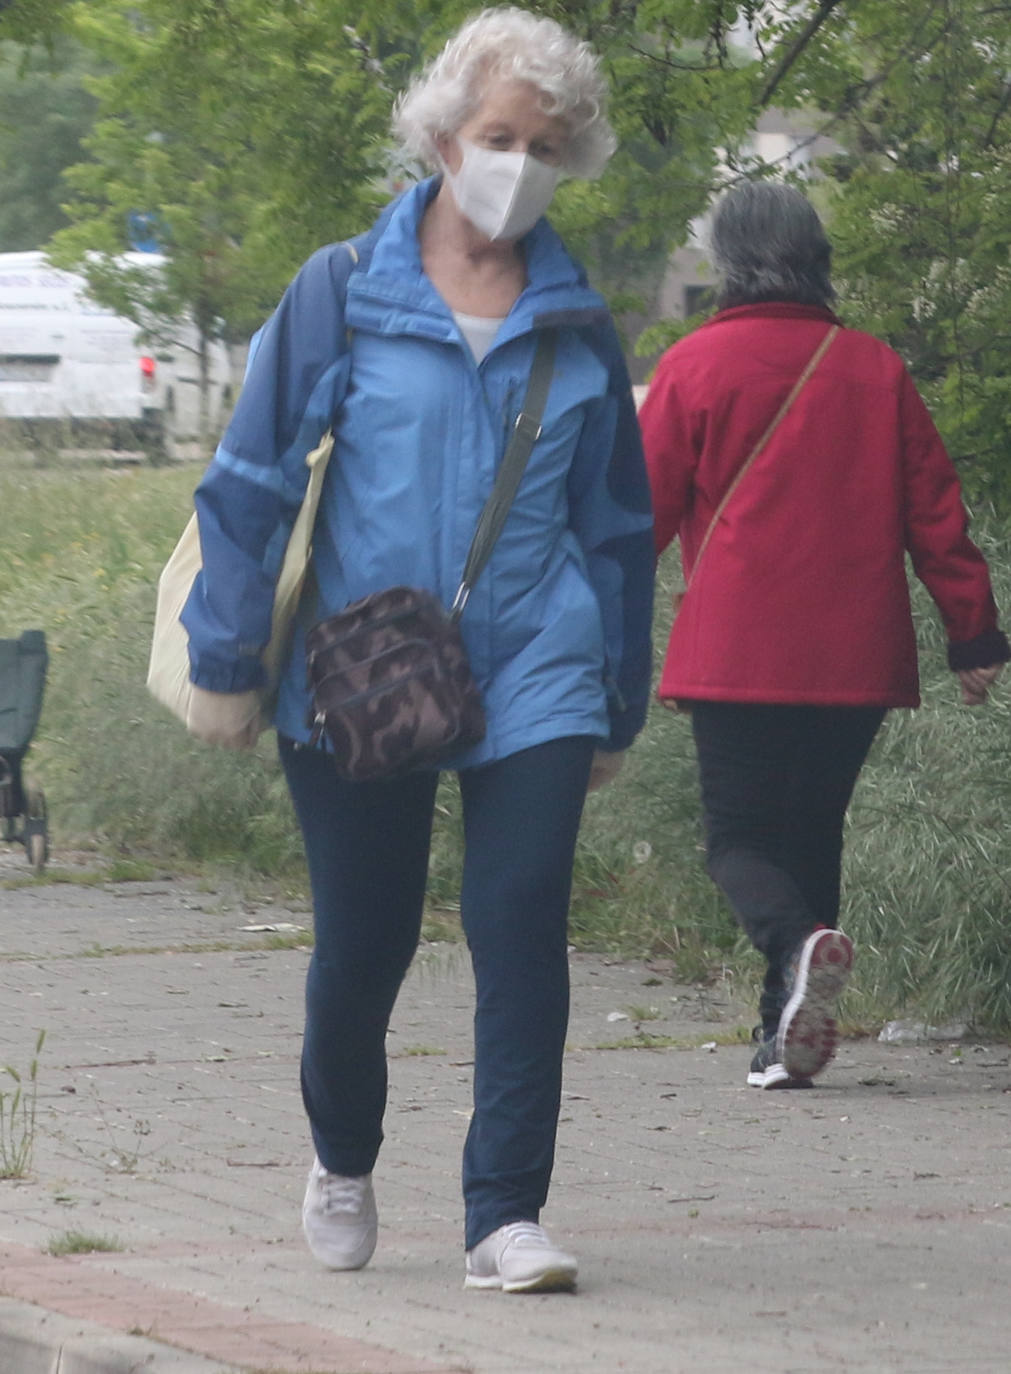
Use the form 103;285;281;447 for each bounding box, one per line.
392;7;616;179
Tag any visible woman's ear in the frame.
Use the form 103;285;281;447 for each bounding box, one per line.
436;132;460;173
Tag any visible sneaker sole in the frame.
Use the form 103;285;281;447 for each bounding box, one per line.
302;1216;377;1271
464;1265;577;1294
746;1063;813;1089
777;928;853;1080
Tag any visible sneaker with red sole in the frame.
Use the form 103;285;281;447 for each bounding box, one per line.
776;927;853;1082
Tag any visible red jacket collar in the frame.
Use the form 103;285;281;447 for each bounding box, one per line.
702;302;843;329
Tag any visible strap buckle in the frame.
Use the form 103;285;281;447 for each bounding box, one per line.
513;411;542;444
450;583;471;621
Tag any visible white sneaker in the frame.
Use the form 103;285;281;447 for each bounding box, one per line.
302;1155;377;1270
464;1221;577;1293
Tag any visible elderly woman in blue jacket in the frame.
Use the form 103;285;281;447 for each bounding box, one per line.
181;7;653;1294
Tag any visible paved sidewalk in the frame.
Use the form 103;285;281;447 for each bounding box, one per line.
0;866;1009;1372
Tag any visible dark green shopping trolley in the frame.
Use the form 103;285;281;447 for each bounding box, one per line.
0;630;49;873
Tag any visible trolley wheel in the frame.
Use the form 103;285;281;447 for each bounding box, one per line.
27;830;46;874
22;779;48;874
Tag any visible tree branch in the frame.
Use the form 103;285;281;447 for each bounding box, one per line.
983;80;1011;149
759;0;851;107
626;41;731;73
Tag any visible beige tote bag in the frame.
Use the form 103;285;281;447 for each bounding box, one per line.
146;429;335;728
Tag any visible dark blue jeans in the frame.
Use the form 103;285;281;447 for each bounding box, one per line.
690;702;885;1036
279;733;594;1250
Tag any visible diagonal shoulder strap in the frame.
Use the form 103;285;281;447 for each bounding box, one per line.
685;324;839;593
450;329;557;620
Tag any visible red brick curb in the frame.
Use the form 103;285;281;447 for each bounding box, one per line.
0;1243;467;1373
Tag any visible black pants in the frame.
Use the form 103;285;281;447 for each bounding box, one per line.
690;702;885;1035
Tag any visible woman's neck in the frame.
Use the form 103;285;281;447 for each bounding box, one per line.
419;185;526;316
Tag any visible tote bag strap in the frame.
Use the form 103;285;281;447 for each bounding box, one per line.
450;328;557;620
685;323;840;594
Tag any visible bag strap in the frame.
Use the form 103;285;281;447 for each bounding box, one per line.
684;323;840;594
450;328;557;621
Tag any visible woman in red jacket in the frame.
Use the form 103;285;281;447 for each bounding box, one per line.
639;181;1008;1090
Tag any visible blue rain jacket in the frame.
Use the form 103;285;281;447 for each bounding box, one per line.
182;178;654;766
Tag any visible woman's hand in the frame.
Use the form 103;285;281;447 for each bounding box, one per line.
587;748;625;792
186;686;263;749
957;664;1003;706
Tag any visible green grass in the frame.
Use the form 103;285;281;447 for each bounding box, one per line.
0;460;304;869
0;1030;45;1179
46;1229;121;1256
2;455;1011;1031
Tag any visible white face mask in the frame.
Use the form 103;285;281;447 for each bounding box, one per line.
442;136;561;241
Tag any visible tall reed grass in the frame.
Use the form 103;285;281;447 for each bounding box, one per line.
2;457;1009;1030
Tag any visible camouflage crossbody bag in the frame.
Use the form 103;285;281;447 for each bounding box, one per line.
305;328;556;781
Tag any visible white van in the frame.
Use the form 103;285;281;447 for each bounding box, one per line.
0;250;237;458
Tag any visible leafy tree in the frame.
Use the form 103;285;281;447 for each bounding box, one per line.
549;0;1011;506
0;0;75;47
729;0;1011;508
0;38;98;250
814;3;1011;508
549;2;757;323
52;1;763;339
48;0;1011;500
48;0;393;442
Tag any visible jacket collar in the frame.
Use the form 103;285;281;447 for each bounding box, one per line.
350;176;607;340
702;302;844;329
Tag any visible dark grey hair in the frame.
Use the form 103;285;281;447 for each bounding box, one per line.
708;181;835;310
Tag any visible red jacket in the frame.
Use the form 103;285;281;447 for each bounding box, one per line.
639;303;1007;707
